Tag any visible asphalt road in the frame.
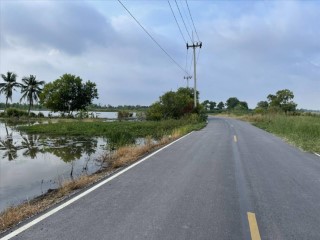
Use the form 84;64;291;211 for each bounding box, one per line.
2;117;320;240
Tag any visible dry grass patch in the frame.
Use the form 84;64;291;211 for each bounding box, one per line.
105;134;176;169
0;174;104;232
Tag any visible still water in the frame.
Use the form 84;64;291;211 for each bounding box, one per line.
0;114;125;212
0;110;119;119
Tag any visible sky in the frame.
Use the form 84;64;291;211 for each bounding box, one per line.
0;0;319;110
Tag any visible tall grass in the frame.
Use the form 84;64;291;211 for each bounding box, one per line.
18;118;206;140
242;114;320;153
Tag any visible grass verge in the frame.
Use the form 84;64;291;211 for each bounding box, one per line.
0;121;206;233
236;114;320;153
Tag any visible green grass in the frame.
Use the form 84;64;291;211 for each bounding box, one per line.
18;119;206;140
242;114;320;153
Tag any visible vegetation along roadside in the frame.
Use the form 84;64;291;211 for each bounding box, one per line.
203;89;319;154
238;114;320;153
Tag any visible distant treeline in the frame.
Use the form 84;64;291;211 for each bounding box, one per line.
88;104;149;112
0;102;46;110
0;102;149;112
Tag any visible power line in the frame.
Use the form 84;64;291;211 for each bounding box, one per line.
178;0;193;33
167;0;186;44
174;0;193;42
117;0;187;75
185;0;200;42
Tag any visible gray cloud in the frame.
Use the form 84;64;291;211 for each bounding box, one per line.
195;1;320;108
2;1;114;55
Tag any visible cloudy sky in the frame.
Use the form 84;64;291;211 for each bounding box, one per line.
1;0;319;110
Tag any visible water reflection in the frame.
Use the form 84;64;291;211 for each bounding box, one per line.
0;126;100;163
0;121;107;212
0;135;18;161
44;137;97;163
21;134;43;159
0;120;145;212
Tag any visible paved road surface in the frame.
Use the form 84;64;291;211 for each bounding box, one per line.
2;117;320;239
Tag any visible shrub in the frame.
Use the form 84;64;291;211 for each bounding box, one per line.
5;108;28;118
29;112;37;118
118;111;132;121
37;112;45;118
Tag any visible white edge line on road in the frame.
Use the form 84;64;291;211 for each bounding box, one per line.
314;152;320;157
1;131;194;240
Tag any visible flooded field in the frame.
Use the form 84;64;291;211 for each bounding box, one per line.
0;120;111;212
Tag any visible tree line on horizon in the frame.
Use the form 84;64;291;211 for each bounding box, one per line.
202;89;298;114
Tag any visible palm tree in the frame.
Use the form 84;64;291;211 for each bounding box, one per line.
0;72;20;110
20;75;45;116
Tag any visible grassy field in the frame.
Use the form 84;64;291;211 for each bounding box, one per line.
240;114;320;153
18;119;206;148
18;119;205;138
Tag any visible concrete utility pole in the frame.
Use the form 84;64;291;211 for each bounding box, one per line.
187;41;202;108
183;75;192;88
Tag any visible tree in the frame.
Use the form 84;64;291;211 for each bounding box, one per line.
0;72;20;110
20;75;45;116
146;87;203;120
217;101;225;110
238;101;248;110
267;89;297;114
209;101;216;110
202;100;217;111
202;100;210;110
226;97;240;110
40;74;98;112
256;101;269;110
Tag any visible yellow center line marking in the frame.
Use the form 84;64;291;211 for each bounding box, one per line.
234;135;237;142
247;212;261;240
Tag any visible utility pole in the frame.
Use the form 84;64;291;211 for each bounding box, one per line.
183;75;192;88
187;41;202;108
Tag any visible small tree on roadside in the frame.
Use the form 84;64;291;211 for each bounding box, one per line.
20;75;45;117
217;101;225;110
267;89;297;114
255;101;269;114
146;87;204;120
256;101;269;110
0;72;20;110
226;97;240;110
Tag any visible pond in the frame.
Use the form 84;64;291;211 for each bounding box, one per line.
0;119;137;213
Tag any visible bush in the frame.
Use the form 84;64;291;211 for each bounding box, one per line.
118;111;133;121
5;108;28;118
38;112;45;118
146;87;206;121
107;131;135;150
29;112;37;118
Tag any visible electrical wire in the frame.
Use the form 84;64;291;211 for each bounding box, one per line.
174;0;193;42
185;0;200;42
167;0;186;44
178;0;193;35
117;0;188;75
